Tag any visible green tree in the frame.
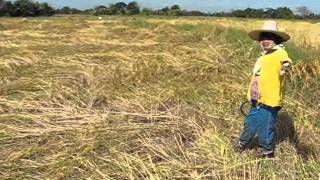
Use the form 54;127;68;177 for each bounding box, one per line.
141;7;152;16
0;0;5;15
94;5;109;15
168;4;182;16
0;0;15;16
264;8;277;18
58;6;71;14
188;10;207;16
70;8;82;14
171;4;180;10
127;1;139;15
111;2;127;15
13;0;41;16
159;6;169;15
83;8;95;15
232;9;246;17
39;2;54;16
242;8;264;18
275;7;294;19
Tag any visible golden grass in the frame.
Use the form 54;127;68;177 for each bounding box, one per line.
147;17;320;50
0;16;319;179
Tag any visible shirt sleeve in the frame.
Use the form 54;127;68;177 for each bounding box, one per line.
278;49;292;73
279;49;292;64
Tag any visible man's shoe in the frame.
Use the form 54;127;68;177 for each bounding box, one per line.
262;151;275;158
235;144;245;153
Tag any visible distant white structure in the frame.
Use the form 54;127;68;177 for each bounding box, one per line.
98;17;103;20
22;18;28;21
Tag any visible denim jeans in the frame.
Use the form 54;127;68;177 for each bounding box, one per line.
239;106;279;154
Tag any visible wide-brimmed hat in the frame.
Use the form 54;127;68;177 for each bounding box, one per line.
248;20;290;42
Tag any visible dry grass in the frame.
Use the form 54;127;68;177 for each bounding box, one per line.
146;17;320;50
0;16;319;179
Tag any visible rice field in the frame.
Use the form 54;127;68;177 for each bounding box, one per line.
0;15;319;179
147;17;320;50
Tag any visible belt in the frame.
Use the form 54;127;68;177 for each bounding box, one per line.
250;100;281;112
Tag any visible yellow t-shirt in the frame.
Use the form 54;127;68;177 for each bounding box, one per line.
247;48;292;107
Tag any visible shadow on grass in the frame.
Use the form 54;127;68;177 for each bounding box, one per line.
275;111;318;160
245;111;317;160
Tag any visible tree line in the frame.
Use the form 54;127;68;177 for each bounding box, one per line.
0;0;319;19
213;7;320;19
0;0;54;16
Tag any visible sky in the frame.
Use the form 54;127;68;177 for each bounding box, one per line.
36;0;320;13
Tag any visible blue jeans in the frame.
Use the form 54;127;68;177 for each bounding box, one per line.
239;106;279;154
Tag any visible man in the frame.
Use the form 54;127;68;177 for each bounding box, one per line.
238;21;292;158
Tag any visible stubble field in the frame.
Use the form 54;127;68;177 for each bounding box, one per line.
0;16;319;179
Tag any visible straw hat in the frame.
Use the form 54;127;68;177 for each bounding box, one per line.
248;20;290;42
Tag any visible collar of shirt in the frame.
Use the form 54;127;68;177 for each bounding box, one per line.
261;44;285;55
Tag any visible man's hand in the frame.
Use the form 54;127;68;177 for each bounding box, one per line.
280;61;291;76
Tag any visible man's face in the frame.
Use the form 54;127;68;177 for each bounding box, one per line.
260;39;275;50
259;33;276;50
